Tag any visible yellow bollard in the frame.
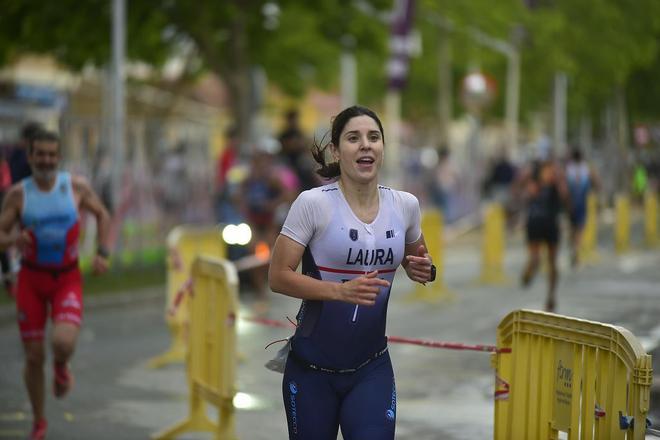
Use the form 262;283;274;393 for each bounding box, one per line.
579;193;600;264
148;225;226;369
615;194;630;254
644;190;658;248
404;209;454;303
478;203;509;285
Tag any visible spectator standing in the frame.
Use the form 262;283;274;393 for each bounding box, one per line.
278;109;320;191
9;122;42;184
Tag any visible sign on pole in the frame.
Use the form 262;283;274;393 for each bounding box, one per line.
385;0;415;188
387;0;416;91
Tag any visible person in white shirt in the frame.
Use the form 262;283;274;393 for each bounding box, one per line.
269;105;435;440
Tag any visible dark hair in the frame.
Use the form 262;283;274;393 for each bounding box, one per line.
226;125;239;139
21;122;44;141
570;148;583;162
285;109;299;121
311;105;385;179
29;129;60;153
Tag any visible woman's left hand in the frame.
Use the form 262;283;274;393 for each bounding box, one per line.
405;244;433;284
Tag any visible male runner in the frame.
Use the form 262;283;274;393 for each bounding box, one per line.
0;129;111;440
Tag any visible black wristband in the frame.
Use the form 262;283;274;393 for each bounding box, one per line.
429;264;437;282
97;246;110;258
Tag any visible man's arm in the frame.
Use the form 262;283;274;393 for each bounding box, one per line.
73;176;111;270
0;185;25;250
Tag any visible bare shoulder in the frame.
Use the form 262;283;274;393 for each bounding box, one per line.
71;173;91;187
3;183;24;207
0;184;24;221
71;174;93;194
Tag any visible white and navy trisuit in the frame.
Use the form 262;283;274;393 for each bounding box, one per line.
279;181;421;440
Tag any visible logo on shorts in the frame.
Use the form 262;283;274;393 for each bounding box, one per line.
18;310;26;322
61;295;81;310
349;229;358;241
386;379;396;422
289;381;299;434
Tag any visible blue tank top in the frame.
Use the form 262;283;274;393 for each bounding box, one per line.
566;162;590;206
21;172;80;266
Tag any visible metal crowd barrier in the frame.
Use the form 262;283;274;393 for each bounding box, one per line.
493;309;653;440
149;225;226;369
152;255;239;440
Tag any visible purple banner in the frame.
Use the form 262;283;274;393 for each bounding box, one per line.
387;0;416;90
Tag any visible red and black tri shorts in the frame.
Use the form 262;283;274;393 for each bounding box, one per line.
15;261;83;341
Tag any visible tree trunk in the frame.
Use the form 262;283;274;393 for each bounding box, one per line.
615;86;630;194
224;0;251;153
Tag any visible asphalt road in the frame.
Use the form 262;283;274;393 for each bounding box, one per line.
1;228;659;440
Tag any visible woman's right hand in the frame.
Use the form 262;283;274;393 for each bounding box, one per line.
338;271;390;306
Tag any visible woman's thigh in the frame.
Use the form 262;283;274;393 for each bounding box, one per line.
282;357;340;440
339;356;396;440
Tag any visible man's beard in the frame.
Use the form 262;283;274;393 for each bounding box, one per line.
33;168;57;181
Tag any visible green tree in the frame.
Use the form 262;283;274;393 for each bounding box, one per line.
381;0;660;144
524;0;660;128
628;51;660;122
0;0;392;145
0;0;172;68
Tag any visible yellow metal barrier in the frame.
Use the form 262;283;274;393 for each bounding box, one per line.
152;255;239;440
615;195;631;254
493;309;652;440
405;208;454;303
479;203;509;285
644;190;658;248
149;225;226;369
579;193;600;264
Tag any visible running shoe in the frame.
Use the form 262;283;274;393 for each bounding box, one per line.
53;363;74;399
29;419;47;440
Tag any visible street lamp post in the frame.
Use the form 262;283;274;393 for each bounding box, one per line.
340;35;357;109
385;0;416;189
461;70;495;214
111;0;126;212
553;72;568;157
469;27;521;153
427;14;454;148
427;14;522;154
